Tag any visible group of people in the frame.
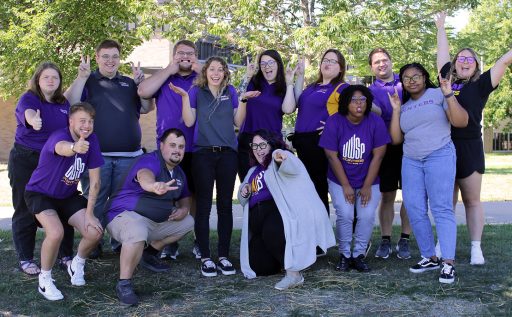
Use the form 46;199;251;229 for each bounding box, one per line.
8;12;512;306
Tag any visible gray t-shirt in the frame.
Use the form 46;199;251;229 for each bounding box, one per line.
189;85;239;151
400;88;450;160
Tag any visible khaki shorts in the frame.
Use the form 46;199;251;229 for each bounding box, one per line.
107;211;194;244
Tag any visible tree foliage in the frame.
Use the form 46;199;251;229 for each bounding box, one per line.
455;0;512;130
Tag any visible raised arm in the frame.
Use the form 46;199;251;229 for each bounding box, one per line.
294;57;305;104
440;76;468;127
138;59;179;98
387;88;403;144
282;61;297;114
435;12;451;73
137;168;178;195
64;55;90;104
490;48;512;88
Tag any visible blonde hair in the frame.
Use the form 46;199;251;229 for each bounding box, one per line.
450;47;481;83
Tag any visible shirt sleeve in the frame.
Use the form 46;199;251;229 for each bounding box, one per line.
189;86;198;109
318;115;340;152
476;69;496;100
15;93;39;127
86;133;105;169
45;130;63;156
371;114;391;148
228;85;238;109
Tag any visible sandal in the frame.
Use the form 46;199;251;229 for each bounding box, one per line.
19;260;41;276
57;256;73;271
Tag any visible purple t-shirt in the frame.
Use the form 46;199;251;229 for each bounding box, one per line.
295;82;348;133
248;165;273;208
319;113;390;189
240;81;284;135
369;74;402;128
14;92;70;151
26;128;104;199
154;73;197;152
106;150;191;223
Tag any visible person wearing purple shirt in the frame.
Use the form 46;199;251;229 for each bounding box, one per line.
237;49;297;180
368;48;412;261
138;39;202;260
105;128;194;306
171;56;260;278
320;85;389;273
293;49;349;212
24;102;104;301
8;62;75;276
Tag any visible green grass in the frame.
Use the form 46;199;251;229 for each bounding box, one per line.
1;226;511;316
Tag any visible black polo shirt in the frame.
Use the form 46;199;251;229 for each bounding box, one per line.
82;70;142;153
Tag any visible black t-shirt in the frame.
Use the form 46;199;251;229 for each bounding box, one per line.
440;62;497;139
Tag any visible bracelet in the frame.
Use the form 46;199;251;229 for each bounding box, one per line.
444;92;454;98
70;142;76;153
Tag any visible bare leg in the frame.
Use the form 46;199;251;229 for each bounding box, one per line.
68;209;102;259
378;191;397;237
458;172;484;241
119;241;145;279
35;210;64;271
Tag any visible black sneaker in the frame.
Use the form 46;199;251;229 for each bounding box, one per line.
335;255;352;272
116;280;138;306
217;258;236;275
139;251;171;273
352;254;371;272
316;246;327;257
439;262;455;284
409;257;440;273
201;259;218;277
160;242;179;260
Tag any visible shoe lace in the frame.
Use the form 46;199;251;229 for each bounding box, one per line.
441;263;453;274
418;257;431;265
219;258;232;267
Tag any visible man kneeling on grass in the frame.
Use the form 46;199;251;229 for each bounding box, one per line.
25;102;104;301
104;128;194;306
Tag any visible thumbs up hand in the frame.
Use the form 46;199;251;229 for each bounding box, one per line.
31;109;43;131
72;132;90;154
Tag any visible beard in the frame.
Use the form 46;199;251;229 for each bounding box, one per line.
179;63;192;72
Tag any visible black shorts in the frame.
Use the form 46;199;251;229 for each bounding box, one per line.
25;190;87;224
180;152;195;194
453;138;485;179
378;143;403;192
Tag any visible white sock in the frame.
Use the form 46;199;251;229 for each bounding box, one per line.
73;255;86;266
40;269;52;279
471;241;481;248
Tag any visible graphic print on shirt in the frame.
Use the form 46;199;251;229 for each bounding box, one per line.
62;156;85;186
451;82;464;96
250;171;265;196
342;134;365;164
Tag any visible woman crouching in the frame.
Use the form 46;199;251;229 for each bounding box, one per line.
239;129;335;290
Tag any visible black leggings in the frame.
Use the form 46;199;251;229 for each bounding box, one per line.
248;199;285;276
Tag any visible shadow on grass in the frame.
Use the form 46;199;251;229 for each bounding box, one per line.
0;225;511;316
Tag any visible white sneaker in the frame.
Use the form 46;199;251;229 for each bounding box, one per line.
470;246;485;265
68;259;86;286
435;240;442;259
274;273;304;290
39;274;64;301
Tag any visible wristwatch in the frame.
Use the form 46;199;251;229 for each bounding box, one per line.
240;98;248;103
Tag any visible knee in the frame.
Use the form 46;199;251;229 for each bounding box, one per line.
46;227;64;243
83;228;103;242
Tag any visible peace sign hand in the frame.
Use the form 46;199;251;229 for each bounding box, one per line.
78;55;91;79
285;62;296;85
434;11;447;29
131;61;145;85
295;56;305;76
245;56;257;78
153;179;178;195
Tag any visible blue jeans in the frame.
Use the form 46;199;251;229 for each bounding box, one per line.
402;142;457;260
81;155;137;223
329;180;380;258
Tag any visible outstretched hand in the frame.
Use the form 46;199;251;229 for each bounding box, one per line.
73;132;90;154
169;82;188;97
31;109;42;131
434;11;447;29
273;150;287;163
153;179;178;195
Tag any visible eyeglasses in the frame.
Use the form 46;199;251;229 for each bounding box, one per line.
351;96;367;103
321;58;339;65
249;142;268;150
176;51;195;57
259;60;276;68
456;55;476;64
100;54;120;61
402;74;423;84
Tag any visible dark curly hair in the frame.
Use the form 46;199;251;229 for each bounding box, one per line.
338;84;373;116
248;129;288;168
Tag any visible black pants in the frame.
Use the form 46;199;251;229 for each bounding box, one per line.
192;148;237;259
249;199;285;276
237;132;253;182
8;143;74;262
291;131;330;213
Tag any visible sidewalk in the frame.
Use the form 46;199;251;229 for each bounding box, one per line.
0;201;511;231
